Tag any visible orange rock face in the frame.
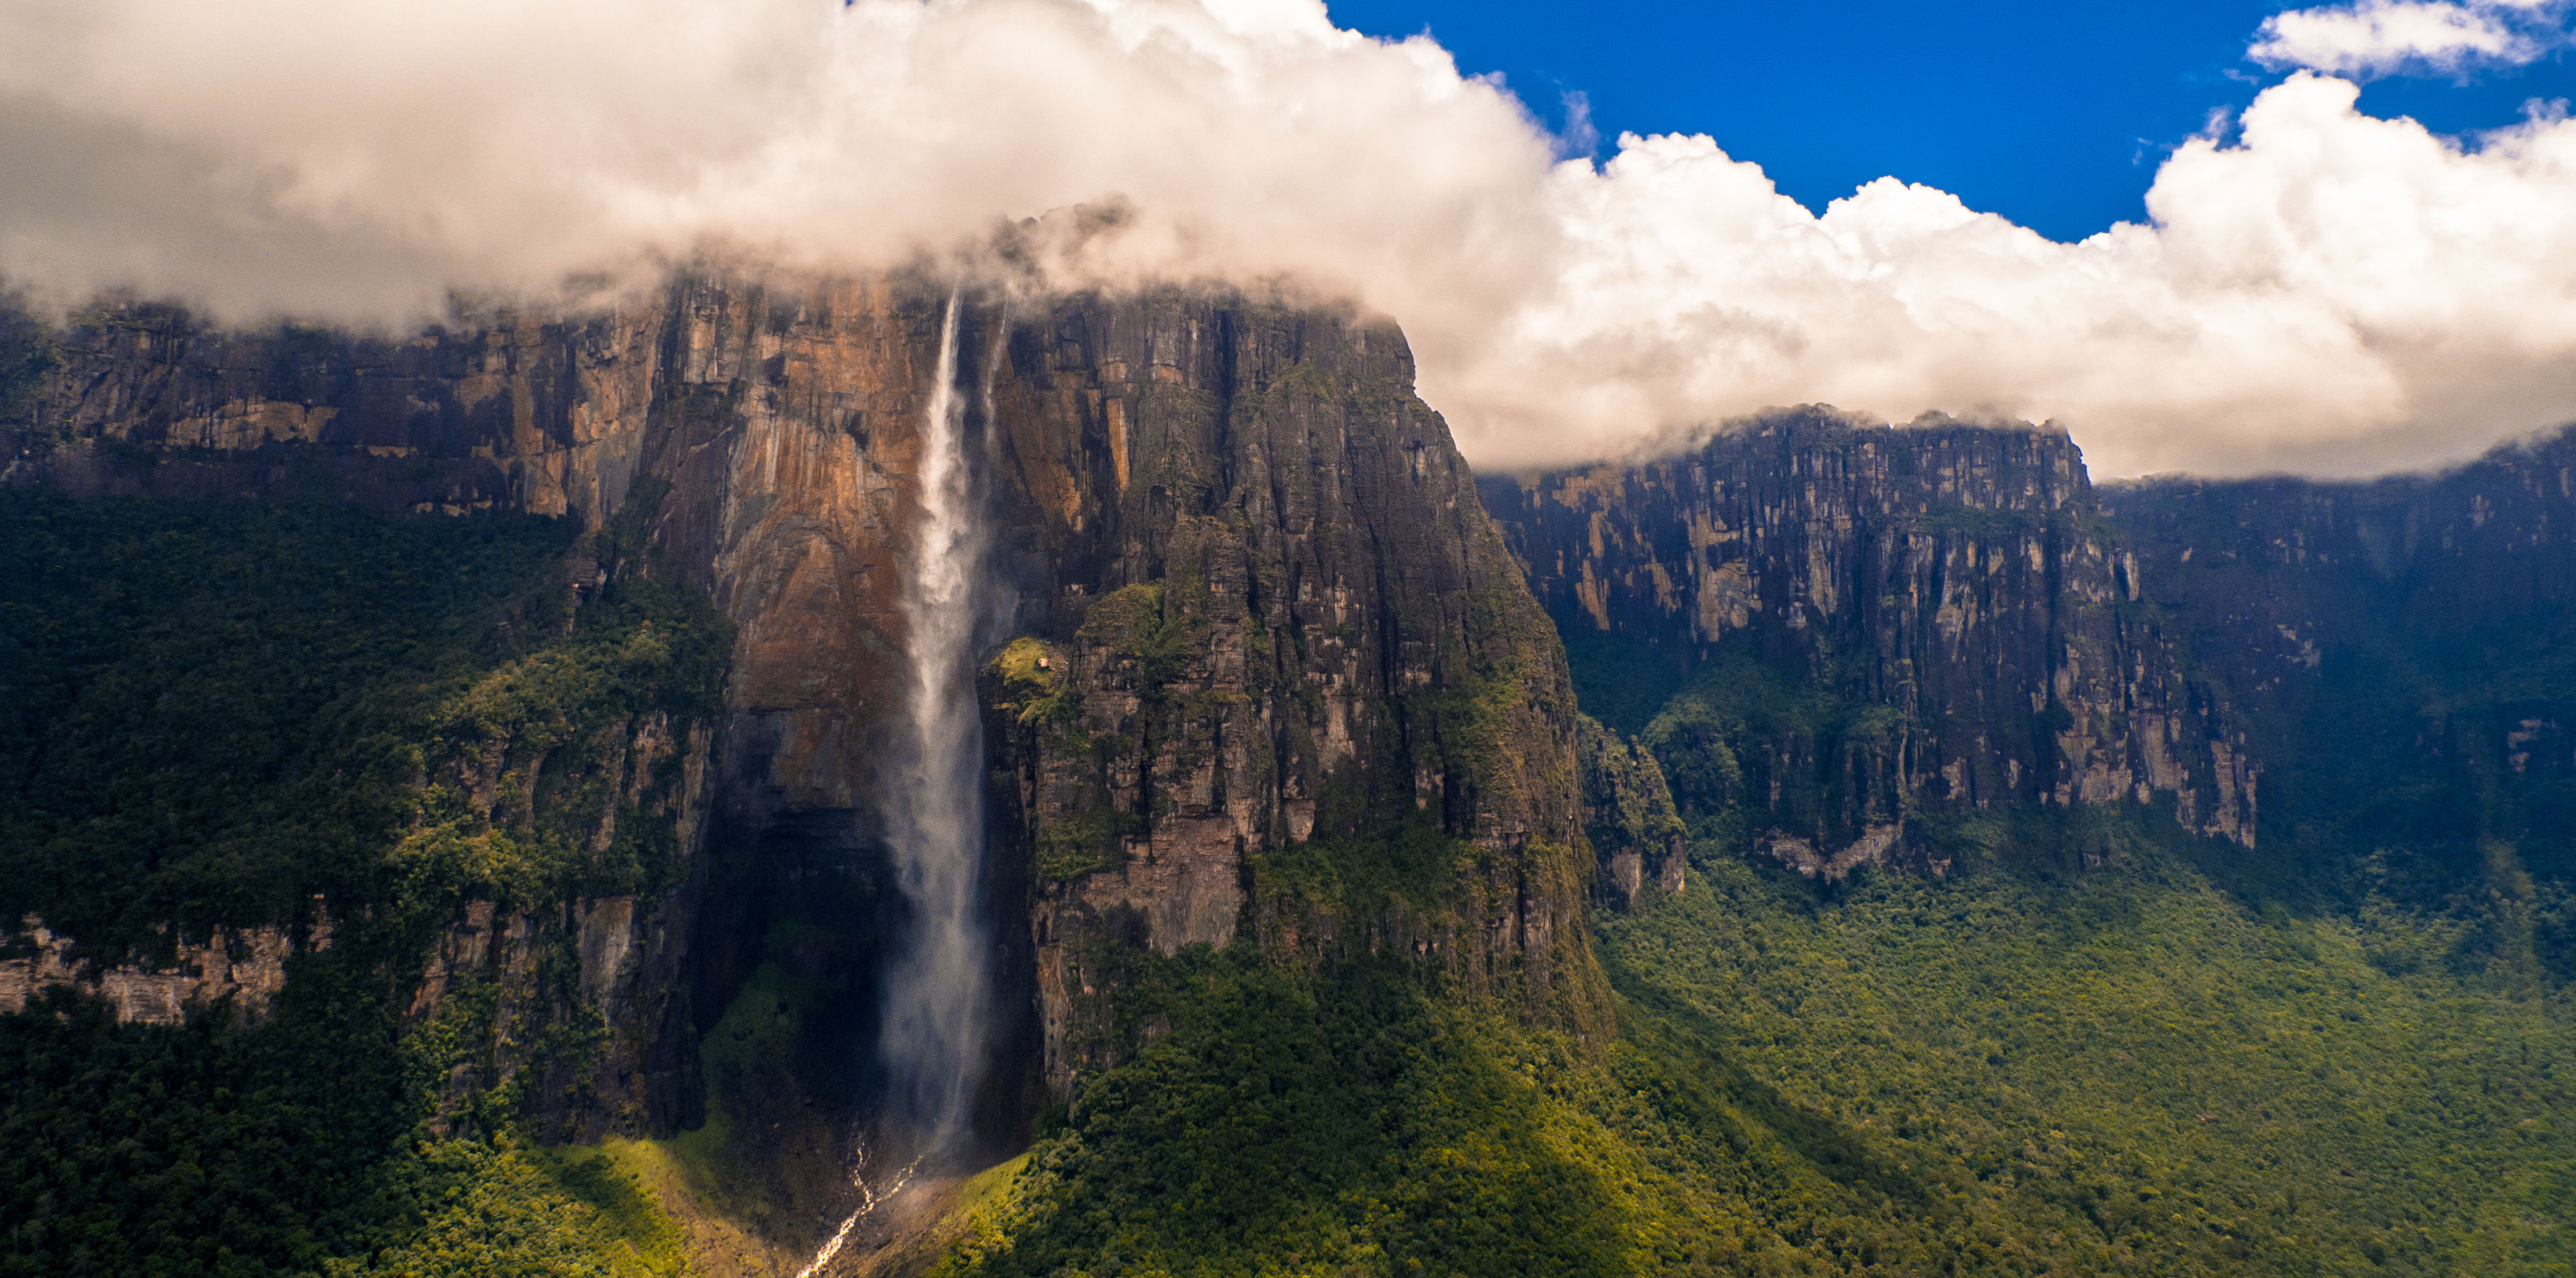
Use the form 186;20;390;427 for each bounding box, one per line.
10;269;1607;1125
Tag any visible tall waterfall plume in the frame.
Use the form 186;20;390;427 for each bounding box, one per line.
876;288;995;1157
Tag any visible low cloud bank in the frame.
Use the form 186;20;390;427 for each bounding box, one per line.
3;0;2574;477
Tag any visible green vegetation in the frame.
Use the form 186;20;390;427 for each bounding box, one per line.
0;484;726;947
391;566;729;915
0;490;566;945
325;1138;684;1278
1637;651;1905;853
987;635;1074;727
630;955;839;1246
1418;656;1533;793
1902;501;2040;543
0;490;723;1277
937;955;1635;1278
1558;626;1693;739
935;816;2576;1276
1578;715;1688;897
1248;817;1474;921
1078;581;1208;700
1602;835;2576;1274
2257;607;2576;983
934;572;2576;1276
2112;493;2576;978
1;944;689;1278
10;450;2573;1275
1034;807;1140;886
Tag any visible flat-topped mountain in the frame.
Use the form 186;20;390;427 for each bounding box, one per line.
1479;410;2256;881
1;270;1599;1177
6;287;2573;1277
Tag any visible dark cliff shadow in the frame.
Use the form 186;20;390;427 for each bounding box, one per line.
1598;945;1947;1218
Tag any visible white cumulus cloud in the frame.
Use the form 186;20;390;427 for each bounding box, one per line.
2250;0;2570;77
0;0;2573;478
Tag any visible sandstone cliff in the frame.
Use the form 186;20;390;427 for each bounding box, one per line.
1479;409;2258;877
0;915;307;1026
1573;717;1687;909
404;706;721;1142
2103;425;2576;889
3;271;1604;1140
969;293;1605;1098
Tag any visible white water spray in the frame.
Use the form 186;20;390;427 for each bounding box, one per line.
876;288;993;1155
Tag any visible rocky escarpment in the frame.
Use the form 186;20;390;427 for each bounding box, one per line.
0;915;310;1026
5;300;659;520
3;271;1604;1148
2103;425;2576;891
1;277;1017;1161
404;706;721;1144
0;277;974;1172
1479;409;2257;878
1573;718;1687;909
2103;425;2576;731
969;295;1604;1098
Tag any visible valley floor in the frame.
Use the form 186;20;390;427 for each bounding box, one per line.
925;823;2575;1277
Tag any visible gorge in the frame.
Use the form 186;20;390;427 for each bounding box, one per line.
2;271;2572;1275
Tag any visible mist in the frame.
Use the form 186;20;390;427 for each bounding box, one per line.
4;0;2574;477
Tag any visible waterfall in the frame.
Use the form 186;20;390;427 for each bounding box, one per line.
877;288;992;1156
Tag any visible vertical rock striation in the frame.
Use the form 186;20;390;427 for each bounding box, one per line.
2101;427;2576;731
1479;409;2257;876
972;291;1604;1098
1573;717;1687;909
2102;425;2576;885
3;276;1008;1146
3;271;1604;1129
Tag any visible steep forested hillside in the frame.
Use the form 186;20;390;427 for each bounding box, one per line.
1602;827;2575;1275
0;489;728;1276
930;786;2575;1277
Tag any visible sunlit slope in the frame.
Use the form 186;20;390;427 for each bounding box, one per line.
930;815;2574;1277
1603;833;2576;1275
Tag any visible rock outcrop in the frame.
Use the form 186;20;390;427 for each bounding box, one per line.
969;294;1604;1098
1574;718;1686;908
2101;427;2576;730
1479;409;2259;870
3;276;1018;1144
6;301;659;519
0;914;312;1026
403;708;719;1142
3;270;1604;1133
2103;424;2576;879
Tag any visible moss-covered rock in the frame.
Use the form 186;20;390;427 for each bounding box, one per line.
976;291;1611;1103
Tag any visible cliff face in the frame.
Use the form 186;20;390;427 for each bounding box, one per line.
0;916;305;1026
3;271;1601;1129
2103;427;2576;891
2101;426;2576;725
1572;717;1687;909
5;278;1004;1146
10;301;658;519
406;711;721;1143
1479;410;2257;876
969;295;1602;1096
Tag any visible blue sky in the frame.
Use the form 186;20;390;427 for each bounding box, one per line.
1326;0;2576;241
